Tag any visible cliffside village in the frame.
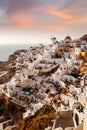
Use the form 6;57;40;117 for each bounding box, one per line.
0;35;87;130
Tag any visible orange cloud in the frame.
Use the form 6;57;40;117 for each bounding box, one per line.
48;9;74;20
9;12;34;28
68;14;87;24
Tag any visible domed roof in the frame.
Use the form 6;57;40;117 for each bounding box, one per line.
64;36;72;40
80;34;87;41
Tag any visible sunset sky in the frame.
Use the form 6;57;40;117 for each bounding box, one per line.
0;0;87;45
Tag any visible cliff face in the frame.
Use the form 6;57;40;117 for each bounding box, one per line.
20;105;56;130
0;50;22;84
0;67;16;84
0;94;25;129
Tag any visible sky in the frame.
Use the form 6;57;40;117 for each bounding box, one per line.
0;0;87;45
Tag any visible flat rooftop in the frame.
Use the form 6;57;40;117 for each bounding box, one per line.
55;110;74;129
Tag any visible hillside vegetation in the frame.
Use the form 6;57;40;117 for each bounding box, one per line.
20;105;56;130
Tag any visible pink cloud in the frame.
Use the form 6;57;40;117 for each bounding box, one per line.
8;12;35;28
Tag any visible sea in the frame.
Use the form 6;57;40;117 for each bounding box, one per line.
0;44;36;61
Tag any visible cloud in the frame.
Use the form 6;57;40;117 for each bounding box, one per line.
8;12;34;28
0;0;87;32
64;0;87;10
46;0;87;25
62;0;87;18
5;0;42;27
47;9;74;20
7;0;38;13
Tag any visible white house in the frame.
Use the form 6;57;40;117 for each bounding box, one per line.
56;63;71;75
73;102;84;128
51;37;57;44
23;109;34;119
75;47;81;56
82;45;87;51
